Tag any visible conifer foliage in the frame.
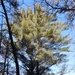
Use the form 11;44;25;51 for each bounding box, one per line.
11;4;70;75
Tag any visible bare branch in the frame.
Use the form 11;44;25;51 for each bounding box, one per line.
45;0;75;11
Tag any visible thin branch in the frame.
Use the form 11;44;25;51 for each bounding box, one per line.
1;0;20;75
45;0;75;11
40;67;48;75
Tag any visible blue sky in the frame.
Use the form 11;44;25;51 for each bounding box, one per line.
18;0;34;10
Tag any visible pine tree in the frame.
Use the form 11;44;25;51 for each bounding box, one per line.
11;4;71;75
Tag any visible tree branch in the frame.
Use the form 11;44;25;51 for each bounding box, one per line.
45;0;75;11
1;0;20;75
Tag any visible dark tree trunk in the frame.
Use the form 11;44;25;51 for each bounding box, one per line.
36;60;39;75
27;60;34;75
1;0;20;75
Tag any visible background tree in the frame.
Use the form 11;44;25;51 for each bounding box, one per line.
10;4;71;75
44;0;75;25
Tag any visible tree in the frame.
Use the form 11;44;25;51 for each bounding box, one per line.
0;0;20;75
44;0;75;25
10;4;71;75
31;0;75;25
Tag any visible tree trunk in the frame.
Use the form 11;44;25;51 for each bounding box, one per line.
36;60;39;75
1;0;20;75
